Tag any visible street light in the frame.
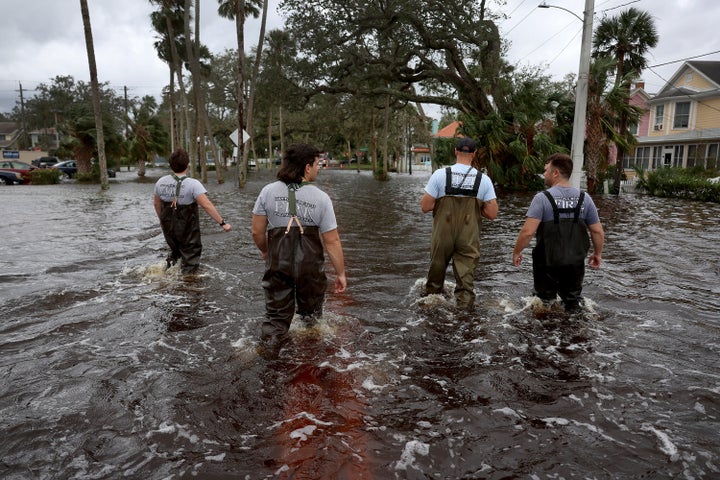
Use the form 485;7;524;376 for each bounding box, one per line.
539;0;595;190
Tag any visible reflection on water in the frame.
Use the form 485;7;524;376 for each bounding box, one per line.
1;168;719;479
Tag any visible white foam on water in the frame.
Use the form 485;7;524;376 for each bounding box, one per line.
394;439;430;471
641;423;680;462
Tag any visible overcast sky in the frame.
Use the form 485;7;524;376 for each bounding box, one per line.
2;0;719;120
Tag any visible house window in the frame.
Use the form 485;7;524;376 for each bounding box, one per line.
652;146;663;169
687;145;699;168
0;134;6;141
653;105;664;130
674;145;684;167
673;102;690;129
706;144;719;170
634;146;651;169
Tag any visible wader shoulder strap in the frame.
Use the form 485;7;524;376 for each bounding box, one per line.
286;182;310;234
542;190;585;224
171;174;186;209
445;167;482;197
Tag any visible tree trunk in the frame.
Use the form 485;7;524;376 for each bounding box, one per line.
380;95;390;181
267;108;273;164
279;106;285;158
243;0;269;171
164;8;193;175
235;0;247;188
79;0;108;190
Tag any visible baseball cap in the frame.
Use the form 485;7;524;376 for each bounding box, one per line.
456;137;476;153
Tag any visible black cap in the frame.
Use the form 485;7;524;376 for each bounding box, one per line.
456;137;476;153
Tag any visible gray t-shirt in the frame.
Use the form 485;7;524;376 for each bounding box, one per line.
253;180;338;233
526;185;601;225
154;174;207;205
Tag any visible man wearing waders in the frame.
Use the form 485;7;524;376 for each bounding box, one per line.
512;153;605;311
153;148;232;274
421;137;498;308
252;143;347;349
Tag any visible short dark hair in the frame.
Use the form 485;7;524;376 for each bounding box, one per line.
277;143;320;184
169;149;190;173
546;153;573;179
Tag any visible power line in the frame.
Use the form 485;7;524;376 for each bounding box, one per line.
599;0;642;13
504;4;537;35
650;50;720;69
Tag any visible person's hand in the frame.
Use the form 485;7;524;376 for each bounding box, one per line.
588;254;602;269
334;273;347;293
512;252;523;267
222;223;232;232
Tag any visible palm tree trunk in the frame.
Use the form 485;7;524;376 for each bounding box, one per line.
79;0;108;190
235;0;247;188
380;94;390;180
267;108;273;164
164;7;193;175
242;0;269;171
279;106;285;158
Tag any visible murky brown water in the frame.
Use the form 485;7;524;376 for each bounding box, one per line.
1;167;719;479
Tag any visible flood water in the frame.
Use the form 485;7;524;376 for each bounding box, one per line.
1;167;719;479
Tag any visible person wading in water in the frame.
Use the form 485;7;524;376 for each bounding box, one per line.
420;137;498;309
252;143;347;352
153;148;232;274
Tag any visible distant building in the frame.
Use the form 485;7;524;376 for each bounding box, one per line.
0;122;20;149
628;61;720;171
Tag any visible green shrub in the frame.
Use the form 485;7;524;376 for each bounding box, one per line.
637;167;720;203
30;168;62;185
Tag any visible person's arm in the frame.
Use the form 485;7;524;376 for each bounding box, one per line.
587;222;605;268
512;217;541;266
481;198;498;220
321;228;347;293
420;192;436;214
196;193;232;231
153;194;162;219
251;214;269;260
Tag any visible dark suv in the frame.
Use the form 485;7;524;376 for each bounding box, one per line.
32;156;59;168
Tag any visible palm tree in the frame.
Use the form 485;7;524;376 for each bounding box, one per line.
127;96;169;176
150;0;194;174
585;57;642;193
217;0;262;188
79;0;109;189
593;7;658;193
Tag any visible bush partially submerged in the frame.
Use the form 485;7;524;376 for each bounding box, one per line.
636;167;720;203
30;168;62;185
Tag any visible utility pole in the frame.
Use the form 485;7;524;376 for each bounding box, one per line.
18;82;28;149
539;0;595;190
569;0;595;190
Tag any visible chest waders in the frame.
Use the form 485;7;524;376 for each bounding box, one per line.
159;175;202;273
426;167;484;307
531;191;590;310
260;182;327;342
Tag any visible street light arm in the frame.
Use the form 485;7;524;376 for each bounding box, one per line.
538;2;583;22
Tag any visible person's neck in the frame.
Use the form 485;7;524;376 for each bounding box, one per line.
173;170;188;177
456;158;472;167
552;179;570;187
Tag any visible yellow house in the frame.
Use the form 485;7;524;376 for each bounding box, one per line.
630;61;720;171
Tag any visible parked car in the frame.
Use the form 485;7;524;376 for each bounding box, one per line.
52;160;116;179
32;156;59;168
0;160;36;184
52;160;78;178
0;169;24;185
